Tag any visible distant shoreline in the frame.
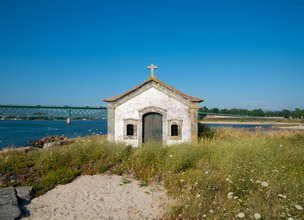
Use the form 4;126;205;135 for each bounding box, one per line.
201;121;295;125
200;121;304;130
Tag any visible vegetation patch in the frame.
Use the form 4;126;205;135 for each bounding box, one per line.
0;129;303;219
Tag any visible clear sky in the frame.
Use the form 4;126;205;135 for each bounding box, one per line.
0;0;303;110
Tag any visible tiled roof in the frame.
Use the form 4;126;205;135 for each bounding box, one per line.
103;76;204;103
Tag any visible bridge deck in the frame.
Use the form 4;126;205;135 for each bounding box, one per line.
0;105;107;120
0;105;270;120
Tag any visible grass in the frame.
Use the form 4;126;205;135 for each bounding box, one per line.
0;129;303;219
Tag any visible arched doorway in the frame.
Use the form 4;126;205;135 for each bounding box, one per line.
142;112;163;143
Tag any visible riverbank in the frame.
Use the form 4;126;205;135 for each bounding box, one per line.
201;120;304;129
278;125;304;130
201;120;300;125
201;115;303;123
1;128;303;219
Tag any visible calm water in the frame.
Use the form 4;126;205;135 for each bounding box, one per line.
0;120;107;149
0;120;274;149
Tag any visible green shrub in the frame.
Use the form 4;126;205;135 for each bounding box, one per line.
165;144;205;172
32;168;80;196
126;142;167;181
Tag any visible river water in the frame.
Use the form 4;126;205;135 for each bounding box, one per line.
0;120;107;149
0;120;274;149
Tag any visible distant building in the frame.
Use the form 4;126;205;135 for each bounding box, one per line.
103;64;203;147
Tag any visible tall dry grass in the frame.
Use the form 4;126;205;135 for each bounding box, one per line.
0;129;303;219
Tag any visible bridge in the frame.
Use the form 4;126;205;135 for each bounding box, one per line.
0;105;274;124
0;105;107;123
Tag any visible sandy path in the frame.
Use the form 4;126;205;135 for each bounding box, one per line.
23;174;170;220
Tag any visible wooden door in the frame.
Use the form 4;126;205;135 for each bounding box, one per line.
143;113;162;143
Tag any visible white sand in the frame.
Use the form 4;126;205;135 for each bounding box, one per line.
23;174;171;220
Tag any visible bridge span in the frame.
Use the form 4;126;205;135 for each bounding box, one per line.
0;105;107;124
0;104;270;124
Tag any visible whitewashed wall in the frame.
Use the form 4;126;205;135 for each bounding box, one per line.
114;87;191;146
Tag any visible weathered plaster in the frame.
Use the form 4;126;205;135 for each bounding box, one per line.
107;104;115;142
190;104;199;143
104;76;202;147
112;82;193;109
114;87;191;146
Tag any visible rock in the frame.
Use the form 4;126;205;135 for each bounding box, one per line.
0;204;21;220
15;186;32;202
42;140;71;149
15;187;32;217
29;135;70;148
42;142;56;149
0;187;21;220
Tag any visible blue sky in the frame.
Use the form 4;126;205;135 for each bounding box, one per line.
0;0;303;110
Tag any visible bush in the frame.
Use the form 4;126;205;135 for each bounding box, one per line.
125;142;167;181
165;144;205;172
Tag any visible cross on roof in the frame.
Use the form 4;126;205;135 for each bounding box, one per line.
147;64;158;77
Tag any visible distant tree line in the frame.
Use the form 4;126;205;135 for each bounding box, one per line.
199;107;304;119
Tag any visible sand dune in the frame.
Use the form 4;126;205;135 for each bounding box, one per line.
23;174;170;220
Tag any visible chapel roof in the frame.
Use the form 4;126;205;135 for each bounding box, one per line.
103;75;204;103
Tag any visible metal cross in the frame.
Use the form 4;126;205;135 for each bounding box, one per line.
147;64;158;77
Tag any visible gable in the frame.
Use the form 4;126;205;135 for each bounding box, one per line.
116;87;189;115
105;80;198;108
103;76;203;106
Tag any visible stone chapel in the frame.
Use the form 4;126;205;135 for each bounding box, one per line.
103;64;203;147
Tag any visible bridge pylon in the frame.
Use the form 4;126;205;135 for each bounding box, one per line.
67;109;71;124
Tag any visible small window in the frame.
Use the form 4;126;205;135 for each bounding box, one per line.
127;124;134;136
171;124;178;136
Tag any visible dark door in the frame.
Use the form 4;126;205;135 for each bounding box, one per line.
143;113;162;143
